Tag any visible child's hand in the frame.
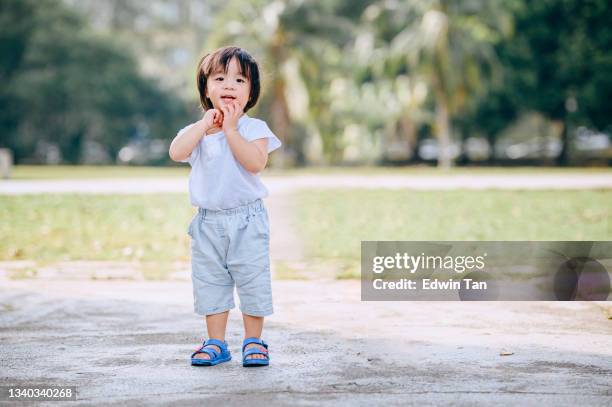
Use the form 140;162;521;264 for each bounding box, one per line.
220;101;242;134
200;109;223;132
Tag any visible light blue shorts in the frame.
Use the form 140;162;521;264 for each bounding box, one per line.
187;198;273;317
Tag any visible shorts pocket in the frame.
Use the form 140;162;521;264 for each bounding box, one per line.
254;208;270;240
187;213;198;237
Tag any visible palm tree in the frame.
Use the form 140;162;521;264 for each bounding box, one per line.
367;0;511;168
207;0;361;167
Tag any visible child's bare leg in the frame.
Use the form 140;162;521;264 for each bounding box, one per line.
242;313;267;360
194;310;229;360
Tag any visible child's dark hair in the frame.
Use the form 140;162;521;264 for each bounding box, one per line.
196;46;261;113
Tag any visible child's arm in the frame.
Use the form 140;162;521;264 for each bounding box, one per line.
169;109;222;162
221;102;269;174
225;131;269;174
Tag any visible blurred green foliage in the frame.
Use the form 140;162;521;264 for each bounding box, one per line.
470;0;612;164
0;0;610;166
0;0;189;163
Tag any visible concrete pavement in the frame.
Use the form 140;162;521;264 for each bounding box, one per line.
1;278;611;406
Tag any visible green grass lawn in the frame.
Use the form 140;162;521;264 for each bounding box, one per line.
294;189;611;278
8;164;612;180
0;194;194;262
0;189;609;279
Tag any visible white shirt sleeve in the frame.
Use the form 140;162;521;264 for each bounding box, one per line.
176;123;200;165
243;119;282;153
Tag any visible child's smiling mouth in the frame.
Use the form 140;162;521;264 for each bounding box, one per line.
221;95;236;102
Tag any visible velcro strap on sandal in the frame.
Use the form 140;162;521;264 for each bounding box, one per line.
242;337;268;353
204;338;227;350
191;346;218;359
243;347;269;358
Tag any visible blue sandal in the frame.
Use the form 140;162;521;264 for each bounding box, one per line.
242;337;269;367
191;338;231;366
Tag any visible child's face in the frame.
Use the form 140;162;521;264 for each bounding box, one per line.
205;57;251;115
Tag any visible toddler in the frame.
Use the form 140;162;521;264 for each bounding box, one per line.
169;46;281;367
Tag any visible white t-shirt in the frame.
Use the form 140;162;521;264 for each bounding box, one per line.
178;114;282;210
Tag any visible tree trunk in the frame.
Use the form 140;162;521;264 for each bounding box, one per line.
556;119;570;166
270;77;291;168
268;40;292;168
399;115;417;160
435;89;453;169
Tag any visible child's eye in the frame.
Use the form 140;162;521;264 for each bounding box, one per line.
215;77;223;81
237;78;245;83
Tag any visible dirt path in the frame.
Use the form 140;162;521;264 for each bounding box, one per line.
1;173;611;195
1;278;611;406
265;193;304;263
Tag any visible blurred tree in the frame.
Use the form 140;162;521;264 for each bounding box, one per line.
0;0;188;163
64;0;225;100
365;0;512;168
0;0;40;160
473;0;612;165
206;0;366;166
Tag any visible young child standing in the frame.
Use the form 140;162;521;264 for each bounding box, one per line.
169;46;281;367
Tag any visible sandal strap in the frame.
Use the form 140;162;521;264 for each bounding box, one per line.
191;346;218;359
243;347;269;359
242;337;267;353
191;338;227;359
204;338;227;350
